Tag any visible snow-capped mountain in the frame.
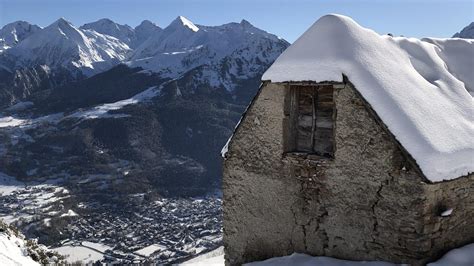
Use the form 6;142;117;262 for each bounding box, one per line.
134;20;162;47
128;16;289;79
132;16;284;59
453;22;474;38
0;18;131;76
80;18;135;46
131;16;204;59
0;21;41;53
0;16;287;108
0;16;285;81
80;18;161;48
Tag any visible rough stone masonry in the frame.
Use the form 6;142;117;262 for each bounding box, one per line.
222;81;473;266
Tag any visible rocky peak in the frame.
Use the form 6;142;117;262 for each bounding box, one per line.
80;18;135;45
135;20;160;31
240;19;253;28
453;22;474;38
51;17;73;28
167;16;199;32
0;21;41;52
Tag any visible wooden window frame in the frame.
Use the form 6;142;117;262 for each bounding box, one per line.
285;84;335;158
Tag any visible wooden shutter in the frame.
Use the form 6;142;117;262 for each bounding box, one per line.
292;85;334;157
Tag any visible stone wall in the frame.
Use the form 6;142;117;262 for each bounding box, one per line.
222;82;474;265
422;176;474;261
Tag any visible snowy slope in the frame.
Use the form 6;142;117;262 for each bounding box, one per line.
1;18;130;75
81;18;161;49
262;14;474;182
0;219;66;265
134;20;162;48
132;16;282;59
67;85;160;119
131;16;205;59
0;220;40;266
0;232;39;266
0;21;41;53
80;18;135;46
453;22;474;38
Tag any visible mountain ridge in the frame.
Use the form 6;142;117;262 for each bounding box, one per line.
453;22;474;38
0;17;131;77
0;16;288;107
0;20;41;53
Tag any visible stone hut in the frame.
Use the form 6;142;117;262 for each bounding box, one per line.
222;15;474;265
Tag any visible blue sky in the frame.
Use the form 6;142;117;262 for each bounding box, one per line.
1;0;472;42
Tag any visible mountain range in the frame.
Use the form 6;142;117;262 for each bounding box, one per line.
0;16;288;105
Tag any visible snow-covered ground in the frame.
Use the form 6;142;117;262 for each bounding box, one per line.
429;243;474;266
0;172;25;196
183;244;474;266
0;172;72;225
0;116;26;128
68;85;160;119
0;232;39;266
51;241;112;265
81;241;112;253
245;254;402;266
134;243;166;257
53;245;105;264
52;240;113;264
60;209;78;217
0;85;162;131
182;246;224;266
0;113;62;129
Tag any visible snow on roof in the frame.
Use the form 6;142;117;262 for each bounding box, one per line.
262;14;474;182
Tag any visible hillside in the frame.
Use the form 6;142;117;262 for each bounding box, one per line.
0;219;63;265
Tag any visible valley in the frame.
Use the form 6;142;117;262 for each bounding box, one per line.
0;173;222;263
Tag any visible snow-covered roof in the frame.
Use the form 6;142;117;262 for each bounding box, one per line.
262;14;474;182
